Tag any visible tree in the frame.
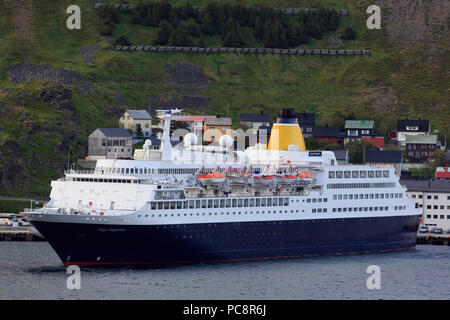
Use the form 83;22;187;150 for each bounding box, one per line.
328;11;340;31
97;5;120;24
198;37;206;47
253;17;263;39
153;20;172;45
184;0;197;19
168;26;193;46
113;35;131;46
223;21;243;47
305;137;320;150
346;140;377;164
262;21;276;47
131;14;142;25
341;27;357;40
99;23;112;36
186;21;200;37
135;124;143;138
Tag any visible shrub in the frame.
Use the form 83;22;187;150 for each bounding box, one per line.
341;27;357;40
99;23;112;36
113;35;131;46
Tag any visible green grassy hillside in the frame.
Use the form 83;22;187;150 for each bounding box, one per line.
0;0;448;197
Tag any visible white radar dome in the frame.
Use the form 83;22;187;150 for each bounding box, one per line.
184;133;198;146
219;134;234;149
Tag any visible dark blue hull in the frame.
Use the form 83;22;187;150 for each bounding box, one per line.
31;215;420;266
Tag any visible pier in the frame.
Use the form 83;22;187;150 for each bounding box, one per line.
0;226;45;241
416;233;450;246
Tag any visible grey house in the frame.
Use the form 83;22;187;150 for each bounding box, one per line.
88;128;133;160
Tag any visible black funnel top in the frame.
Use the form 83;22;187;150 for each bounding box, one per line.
277;108;298;124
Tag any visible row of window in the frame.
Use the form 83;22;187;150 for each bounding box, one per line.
149;197;291;210
426;215;450;220
100;167;198;175
102;139;127;147
426;205;450;210
407;151;434;157
70;178;139;183
329;170;389;179
411;194;450;200
305;198;328;203
333;193;403;200
107;148;131;153
327;183;395;189
140;209;301;218
332;206;406;213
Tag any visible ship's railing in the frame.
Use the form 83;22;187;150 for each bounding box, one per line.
65;169;95;175
22;208;44;213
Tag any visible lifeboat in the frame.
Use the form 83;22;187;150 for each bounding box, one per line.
297;171;314;184
197;172;226;185
275;174;297;184
226;172;251;185
253;174;274;186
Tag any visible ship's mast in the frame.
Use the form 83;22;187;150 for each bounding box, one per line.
157;108;182;162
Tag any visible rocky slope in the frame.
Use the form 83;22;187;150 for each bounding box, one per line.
0;0;448;197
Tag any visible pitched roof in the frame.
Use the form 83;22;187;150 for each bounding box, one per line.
405;135;437;144
97;128;132;138
176;115;215;122
365;150;402;164
205;117;232;126
345;120;374;129
295;112;316;125
331;150;348;161
436;167;450;179
146;135;161;145
397;119;430;132
240;113;271;123
361;137;385;148
312;126;342;138
400;179;450;193
125;109;152;119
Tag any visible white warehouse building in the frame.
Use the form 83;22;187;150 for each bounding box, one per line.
400;179;450;231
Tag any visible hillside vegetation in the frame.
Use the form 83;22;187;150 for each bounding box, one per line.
0;0;448;197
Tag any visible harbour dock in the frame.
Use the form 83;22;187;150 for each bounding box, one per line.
416;233;450;246
0;226;45;241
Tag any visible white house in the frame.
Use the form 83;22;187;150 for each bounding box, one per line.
119;110;152;137
395;119;430;148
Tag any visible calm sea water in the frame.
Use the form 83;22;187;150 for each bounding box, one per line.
0;242;448;300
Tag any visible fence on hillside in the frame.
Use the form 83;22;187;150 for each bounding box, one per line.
114;45;371;56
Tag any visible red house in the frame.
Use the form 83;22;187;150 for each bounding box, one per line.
436;167;450;179
312;125;344;144
362;137;385;148
405;135;438;161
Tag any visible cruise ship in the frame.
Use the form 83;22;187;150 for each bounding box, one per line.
27;109;421;266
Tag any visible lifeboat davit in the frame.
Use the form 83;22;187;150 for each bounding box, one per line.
198;172;226;185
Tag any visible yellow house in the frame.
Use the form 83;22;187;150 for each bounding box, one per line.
203;116;232;143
